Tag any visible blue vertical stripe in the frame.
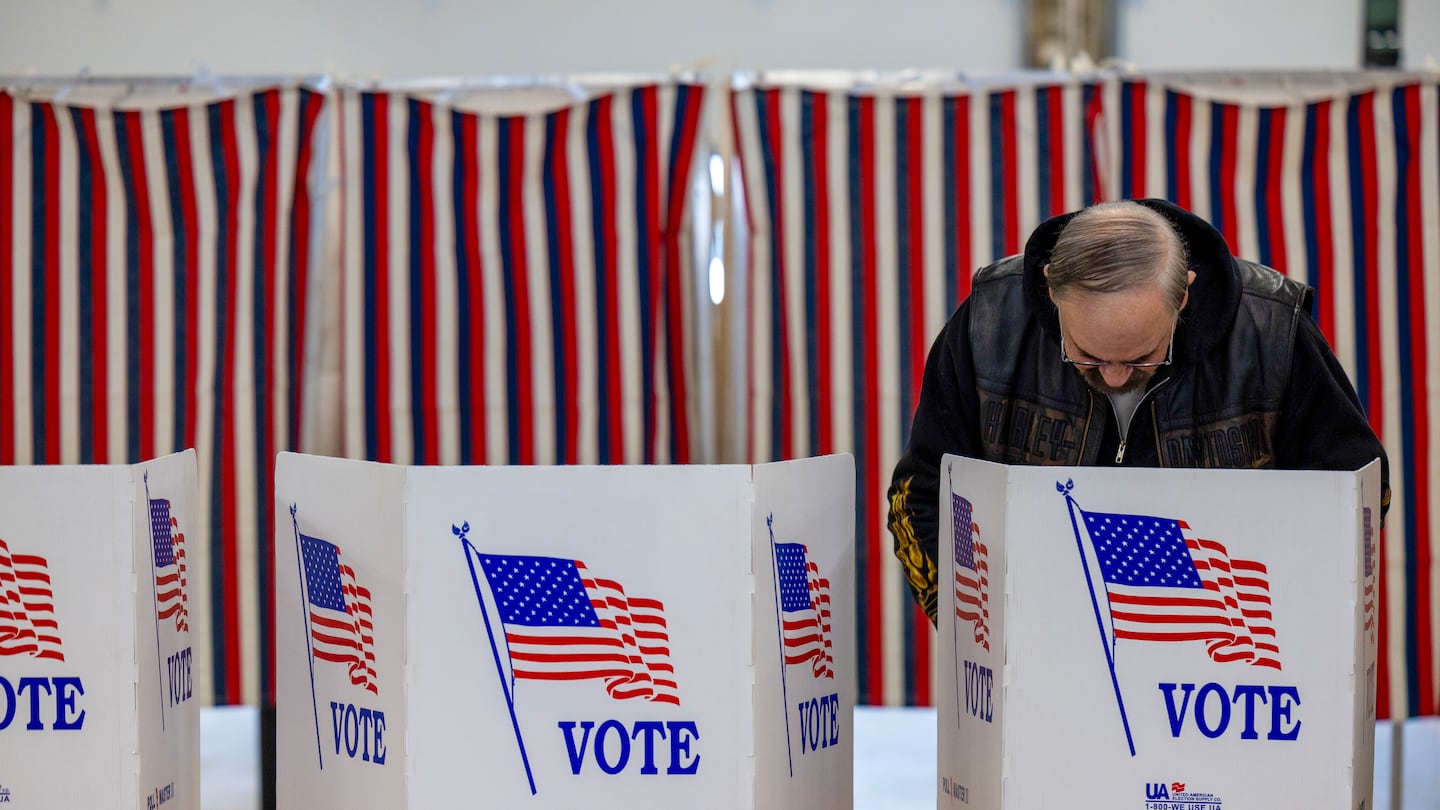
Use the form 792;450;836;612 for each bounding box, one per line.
630;89;657;463
361;94;381;461
68;108;95;462
542;110;569;464
585;100;613;463
1390;87;1422;719
752;90;785;462
894;99;914;431
1035;87;1054;217
987;94;1005;259
497;117;522;466
801;91;821;457
206;100;232;703
1345;95;1370;407
846;95;870;703
1300;103;1322;307
29;106;47;463
251;91;276;709
1120;82;1136;198
450;111;475;464
1164;91;1182;203
406;99;426;462
161;109;190;451
1209;102;1227;250
1253;109;1275;267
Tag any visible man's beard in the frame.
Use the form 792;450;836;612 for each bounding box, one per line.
1076;366;1156;396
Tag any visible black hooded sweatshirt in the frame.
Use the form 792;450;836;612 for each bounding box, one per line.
888;199;1390;623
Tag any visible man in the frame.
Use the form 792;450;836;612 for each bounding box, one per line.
888;199;1389;622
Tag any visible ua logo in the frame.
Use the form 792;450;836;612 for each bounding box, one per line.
1146;783;1170;800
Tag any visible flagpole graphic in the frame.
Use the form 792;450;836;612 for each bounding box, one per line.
457;522;537;796
144;472;167;731
767;513;796;778
949;464;962;730
1059;480;1136;758
292;504;325;771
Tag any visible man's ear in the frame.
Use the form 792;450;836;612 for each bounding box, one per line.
1180;269;1196;310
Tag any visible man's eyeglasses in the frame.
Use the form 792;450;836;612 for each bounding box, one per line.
1060;327;1175;370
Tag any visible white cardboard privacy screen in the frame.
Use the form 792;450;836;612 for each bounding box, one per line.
0;450;201;810
938;455;1381;810
276;452;854;809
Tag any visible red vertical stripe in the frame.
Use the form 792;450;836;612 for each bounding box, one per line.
76;108;109;462
41;105;62;464
661;89;703;463
459;114;487;465
506;118;534;465
1401;86;1434;716
1218;104;1240;255
120;111;157;462
289;93;323;451
1355;92;1387;720
550;108;580;465
1310;101;1336;343
953;95;973;303
1264;108;1288;276
417;100;439;465
999;92;1020;256
1130;82;1148;199
373;94;393;463
0;92;10;464
218;99;243;705
811;92;834;455
596;97;624;463
173;108;201;451
858;96;884;704
763;90;793;460
1046;88;1066;218
1174;95;1193;211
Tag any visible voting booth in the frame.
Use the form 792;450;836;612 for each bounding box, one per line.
0;450;201;810
937;455;1381;810
275;452;855;809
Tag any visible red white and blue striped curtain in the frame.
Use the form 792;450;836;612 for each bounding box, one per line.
733;75;1440;718
336;83;707;466
731;79;1103;707
1100;77;1440;720
0;84;328;709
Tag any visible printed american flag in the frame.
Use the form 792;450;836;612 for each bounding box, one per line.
151;498;189;633
0;538;64;660
952;494;989;651
476;553;679;704
775;542;834;679
1082;509;1280;670
300;534;378;694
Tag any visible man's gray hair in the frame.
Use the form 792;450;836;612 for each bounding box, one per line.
1046;201;1190;311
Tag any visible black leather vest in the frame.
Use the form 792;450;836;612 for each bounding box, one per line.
967;256;1309;468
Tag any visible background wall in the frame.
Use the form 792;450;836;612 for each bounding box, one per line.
1;0;1435;78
